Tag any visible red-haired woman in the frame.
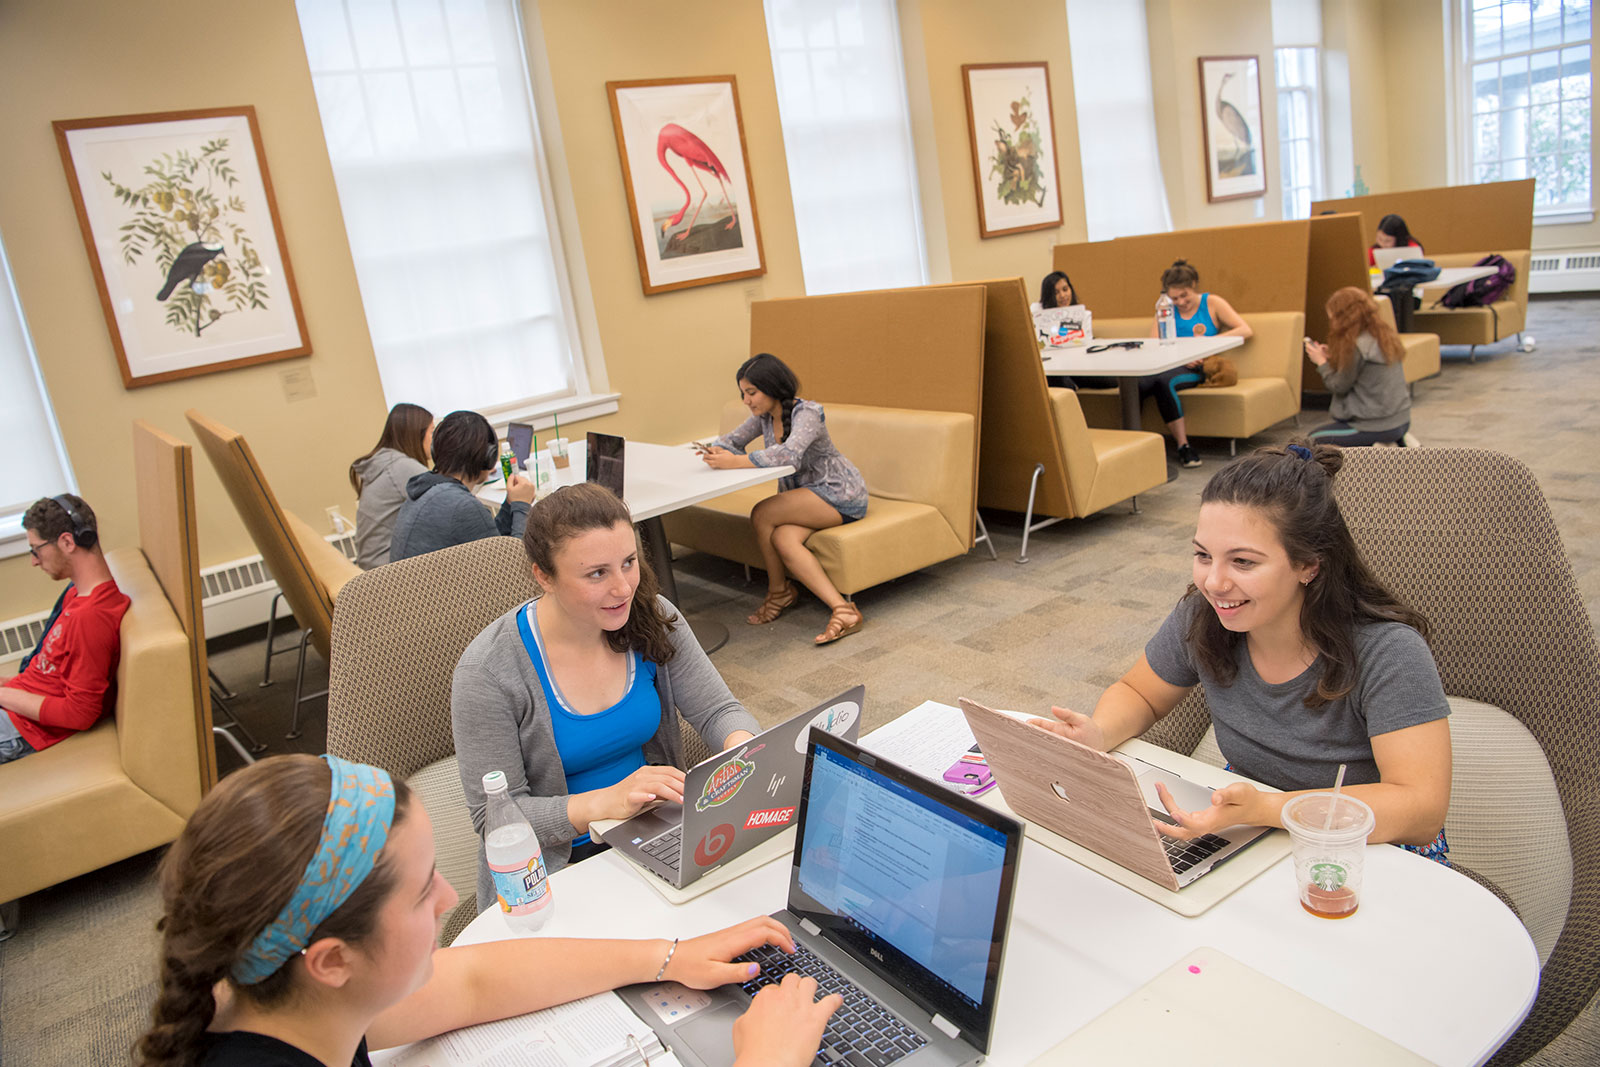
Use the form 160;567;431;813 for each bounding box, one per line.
1302;286;1414;447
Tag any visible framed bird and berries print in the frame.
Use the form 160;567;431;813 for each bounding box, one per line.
52;107;308;388
1198;56;1268;203
607;76;766;295
961;62;1063;239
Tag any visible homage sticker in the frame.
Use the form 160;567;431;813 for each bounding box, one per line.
793;700;860;753
693;823;737;866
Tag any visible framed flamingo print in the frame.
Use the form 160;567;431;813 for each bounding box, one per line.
607;76;766;295
1198;56;1267;202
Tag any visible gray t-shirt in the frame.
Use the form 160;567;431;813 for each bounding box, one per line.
1144;595;1449;791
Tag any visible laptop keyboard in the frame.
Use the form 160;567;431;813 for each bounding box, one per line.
639;825;682;872
736;942;929;1066
1152;821;1230;875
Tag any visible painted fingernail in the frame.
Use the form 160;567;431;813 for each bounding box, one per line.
747;962;760;977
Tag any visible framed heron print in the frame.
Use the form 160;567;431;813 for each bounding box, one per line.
1198;56;1267;202
607;76;766;295
52;106;309;389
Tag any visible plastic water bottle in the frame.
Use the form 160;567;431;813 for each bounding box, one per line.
483;771;553;933
1155;293;1176;345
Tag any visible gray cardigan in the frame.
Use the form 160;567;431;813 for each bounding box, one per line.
451;595;759;909
351;448;428;570
1316;332;1411;432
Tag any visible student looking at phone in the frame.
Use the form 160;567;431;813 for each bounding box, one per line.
1302;287;1414;448
349;402;433;570
701;353;869;645
389;410;535;564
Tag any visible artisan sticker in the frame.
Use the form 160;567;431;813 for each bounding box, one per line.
696;755;755;811
793;700;861;753
694;823;737;866
743;806;796;830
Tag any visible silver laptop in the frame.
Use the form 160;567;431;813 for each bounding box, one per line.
621;729;1024;1067
1373;245;1419;272
610;686;864;889
959;699;1269;892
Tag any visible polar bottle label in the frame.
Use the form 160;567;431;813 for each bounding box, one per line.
490;852;551;916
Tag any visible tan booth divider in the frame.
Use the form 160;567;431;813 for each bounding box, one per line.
1310;179;1535;255
1304;213;1370;341
133;421;217;792
748;285;987;546
1054;220;1311;321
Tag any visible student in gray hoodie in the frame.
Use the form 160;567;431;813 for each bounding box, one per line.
390;409;536;563
349;402;433;570
1303;287;1414;447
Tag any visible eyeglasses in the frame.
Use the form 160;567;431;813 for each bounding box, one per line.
27;543;47;559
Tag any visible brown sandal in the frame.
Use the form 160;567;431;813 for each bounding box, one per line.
814;603;863;645
747;581;799;625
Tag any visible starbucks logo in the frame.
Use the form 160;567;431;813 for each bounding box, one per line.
1309;862;1347;890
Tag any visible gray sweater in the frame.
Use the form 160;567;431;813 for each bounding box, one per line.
451;595;760;909
390;472;529;563
351;448;428;570
1316;332;1411;432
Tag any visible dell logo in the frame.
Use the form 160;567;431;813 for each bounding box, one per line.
869;947;884;962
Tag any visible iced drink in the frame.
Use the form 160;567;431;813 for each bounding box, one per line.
1283;792;1375;919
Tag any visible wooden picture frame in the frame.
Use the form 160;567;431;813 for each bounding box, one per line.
52;106;309;389
607;76;766;295
961;62;1063;239
1197;56;1268;203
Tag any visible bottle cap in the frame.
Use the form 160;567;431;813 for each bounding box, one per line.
483;770;508;793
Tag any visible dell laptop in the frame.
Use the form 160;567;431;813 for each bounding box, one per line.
622;728;1024;1067
609;686;864;890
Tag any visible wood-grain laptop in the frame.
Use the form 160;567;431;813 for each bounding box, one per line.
958;699;1270;893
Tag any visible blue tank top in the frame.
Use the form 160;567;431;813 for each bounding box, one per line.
1176;292;1218;338
516;602;660;843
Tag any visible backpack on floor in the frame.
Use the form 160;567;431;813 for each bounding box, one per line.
1436;254;1515;308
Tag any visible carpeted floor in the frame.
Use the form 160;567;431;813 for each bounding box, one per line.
3;296;1596;1065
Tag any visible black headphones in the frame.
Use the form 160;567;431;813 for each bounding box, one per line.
51;494;97;549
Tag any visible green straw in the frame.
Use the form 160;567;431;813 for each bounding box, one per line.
553;411;560;443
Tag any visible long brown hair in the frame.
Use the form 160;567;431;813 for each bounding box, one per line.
1183;440;1428;708
349;403;433;492
135;756;413;1067
1324;286;1403;374
523;482;678;665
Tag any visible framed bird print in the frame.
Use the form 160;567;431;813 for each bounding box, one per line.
961;62;1063;239
607;76;766;295
1198;56;1268;203
52;107;309;388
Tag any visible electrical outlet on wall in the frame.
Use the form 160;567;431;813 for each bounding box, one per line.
325;506;349;534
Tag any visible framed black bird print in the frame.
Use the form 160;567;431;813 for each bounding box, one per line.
1198;56;1268;204
53;106;309;388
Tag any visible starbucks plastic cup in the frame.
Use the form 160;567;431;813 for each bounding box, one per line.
1283;792;1376;919
549;437;570;469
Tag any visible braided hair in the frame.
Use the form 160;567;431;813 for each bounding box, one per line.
735;353;800;444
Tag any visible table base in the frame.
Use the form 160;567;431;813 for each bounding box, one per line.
636;516;729;655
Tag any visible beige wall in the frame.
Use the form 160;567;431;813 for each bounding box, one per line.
1383;0;1450;192
1323;0;1392;195
1146;0;1282;230
0;0;388;617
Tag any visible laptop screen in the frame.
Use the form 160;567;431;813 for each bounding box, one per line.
789;730;1021;1051
585;432;625;498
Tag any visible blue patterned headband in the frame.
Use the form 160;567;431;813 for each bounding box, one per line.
1286;444;1314;461
232;755;396;985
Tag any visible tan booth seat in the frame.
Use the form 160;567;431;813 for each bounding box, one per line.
1076;311;1305;449
0;547;202;909
1378;295;1441;384
661;402;975;597
1411;249;1531;355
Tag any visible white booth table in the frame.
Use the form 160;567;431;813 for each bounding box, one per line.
452;701;1538;1066
1042;335;1244;430
1371;265;1500;333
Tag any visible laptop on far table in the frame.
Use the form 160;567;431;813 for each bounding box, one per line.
586;431;625;498
621;728;1024;1067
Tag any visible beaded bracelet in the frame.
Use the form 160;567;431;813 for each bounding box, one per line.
655;937;679;982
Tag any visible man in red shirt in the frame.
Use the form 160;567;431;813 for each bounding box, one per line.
0;495;130;763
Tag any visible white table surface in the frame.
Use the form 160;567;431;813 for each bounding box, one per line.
478;438;793;521
1041;334;1244;377
1370;264;1500;297
454;703;1538;1067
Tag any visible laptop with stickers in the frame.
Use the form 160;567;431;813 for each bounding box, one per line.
608;686;864;889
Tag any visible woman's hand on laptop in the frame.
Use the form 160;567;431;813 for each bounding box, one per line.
1028;706;1106;751
568;765;687;831
665;916;797;989
1152;781;1263;839
733;973;843;1067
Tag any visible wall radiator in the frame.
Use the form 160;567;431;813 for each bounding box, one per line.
1528;250;1600;294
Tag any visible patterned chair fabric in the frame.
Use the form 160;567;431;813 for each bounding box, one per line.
1139;447;1600;1065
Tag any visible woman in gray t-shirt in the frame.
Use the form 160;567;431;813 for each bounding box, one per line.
1031;441;1452;862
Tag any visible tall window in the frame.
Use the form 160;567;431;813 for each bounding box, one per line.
1466;0;1591;214
295;0;590;420
1275;47;1323;219
0;233;74;550
763;0;927;295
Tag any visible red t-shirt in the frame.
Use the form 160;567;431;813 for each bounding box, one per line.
4;580;131;751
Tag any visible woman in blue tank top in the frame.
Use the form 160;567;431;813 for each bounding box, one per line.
1141;259;1252;469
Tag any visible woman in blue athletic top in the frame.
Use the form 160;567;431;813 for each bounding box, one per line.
451;483;760;894
1142;259;1252;469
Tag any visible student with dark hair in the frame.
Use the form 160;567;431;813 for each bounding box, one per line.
1142;259;1253;469
390;410;535;563
1367;214;1423;266
452;483;760;891
1303;286;1413;447
1030;441;1452;863
134;754;838;1067
350;403;434;569
702;353;869;644
1037;272;1115;391
1;495;130;764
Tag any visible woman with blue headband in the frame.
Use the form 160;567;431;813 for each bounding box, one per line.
135;754;839;1067
1027;441;1453;862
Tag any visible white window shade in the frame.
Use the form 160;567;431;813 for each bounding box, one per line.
0;233;73;530
764;0;927;295
296;0;588;419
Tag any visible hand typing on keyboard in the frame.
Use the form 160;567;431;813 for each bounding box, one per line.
732;973;842;1067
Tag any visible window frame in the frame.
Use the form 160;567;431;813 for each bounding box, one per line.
1274;44;1326;220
